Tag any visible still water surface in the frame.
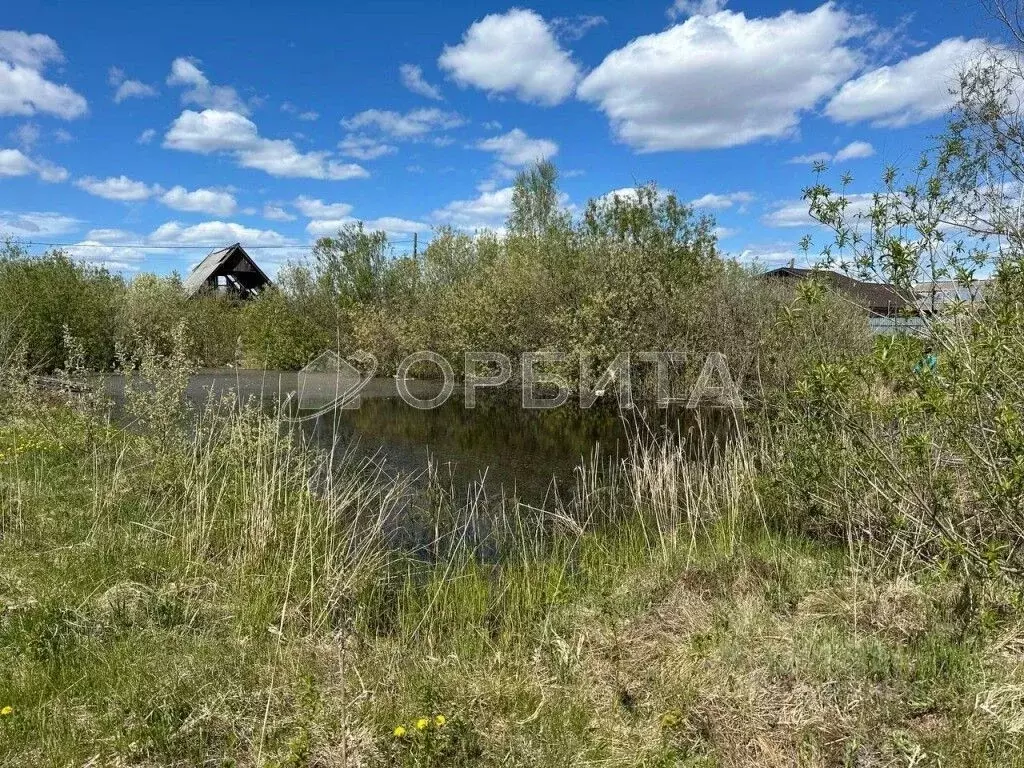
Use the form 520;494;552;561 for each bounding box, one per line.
102;369;740;503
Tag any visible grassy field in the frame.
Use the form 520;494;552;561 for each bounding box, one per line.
1;373;1023;767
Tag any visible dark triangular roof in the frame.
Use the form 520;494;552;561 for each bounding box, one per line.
182;243;271;298
761;267;914;314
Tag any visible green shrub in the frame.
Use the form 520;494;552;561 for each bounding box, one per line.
0;242;123;371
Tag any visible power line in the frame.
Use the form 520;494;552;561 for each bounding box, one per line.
15;236;426;251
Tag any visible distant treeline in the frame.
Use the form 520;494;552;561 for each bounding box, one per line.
0;162;868;396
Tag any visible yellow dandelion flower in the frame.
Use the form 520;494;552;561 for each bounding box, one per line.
416;717;429;731
393;725;407;738
434;714;446;727
0;706;12;716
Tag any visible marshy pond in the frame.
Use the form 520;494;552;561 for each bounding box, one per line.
100;369;741;504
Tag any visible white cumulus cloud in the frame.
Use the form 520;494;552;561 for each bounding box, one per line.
0;147;68;182
834;140;875;161
577;3;864;151
76;175;159;201
825;37;989;127
0;30;87;119
439;9;580;105
167;57;249;114
763;192;876;227
306;215;428;238
0;210;80;237
262;204;296;222
160;185;237;216
475;128;558;166
293;196;354;219
690;191;755;210
149;219;292;247
109;66;157;103
0;30;63;69
165;109;368;180
432;186;514;231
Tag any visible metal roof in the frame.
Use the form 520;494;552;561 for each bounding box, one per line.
182;243;271;298
760;267;915;315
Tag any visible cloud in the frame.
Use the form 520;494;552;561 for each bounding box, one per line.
0;31;87;119
342;107;464;138
667;0;728;19
9;122;40;149
76;175;159;201
439;9;580;105
137;128;156;144
690;191;754;210
825;37;988;127
77;176;239;216
238;139;368;180
109;66;157;103
61;229;150;269
432;186;514;230
400;64;443;100
735;245;804;268
0;30;63;69
114;79;157;102
281;102;319;120
306;216;428;237
165;109;368;180
762;192;875;227
262;204;295;222
596;186;673;206
0;147;67;182
834;140;875;161
550;15;607;42
338;134;398;160
63;222;298;272
788;140;876;164
577;3;864;151
475;128;558;166
164;108;258;152
362;216;428;235
160;185;237;216
293;196;354;219
148;220;292;247
166;57;249;114
0;210;80;237
787;151;834;164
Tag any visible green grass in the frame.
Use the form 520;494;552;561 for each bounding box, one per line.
1;394;1023;767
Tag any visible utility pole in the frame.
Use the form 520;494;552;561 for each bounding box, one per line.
412;232;418;262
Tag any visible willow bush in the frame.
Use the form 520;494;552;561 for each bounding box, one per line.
237;164;867;396
763;37;1024;583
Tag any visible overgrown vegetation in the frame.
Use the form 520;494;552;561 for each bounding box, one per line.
6;6;1024;765
0;166;868;399
3;349;1022;766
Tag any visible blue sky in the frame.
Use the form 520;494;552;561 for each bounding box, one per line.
0;0;1005;274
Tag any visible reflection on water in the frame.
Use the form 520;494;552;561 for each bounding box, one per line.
289;381;742;504
101;370;742;505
